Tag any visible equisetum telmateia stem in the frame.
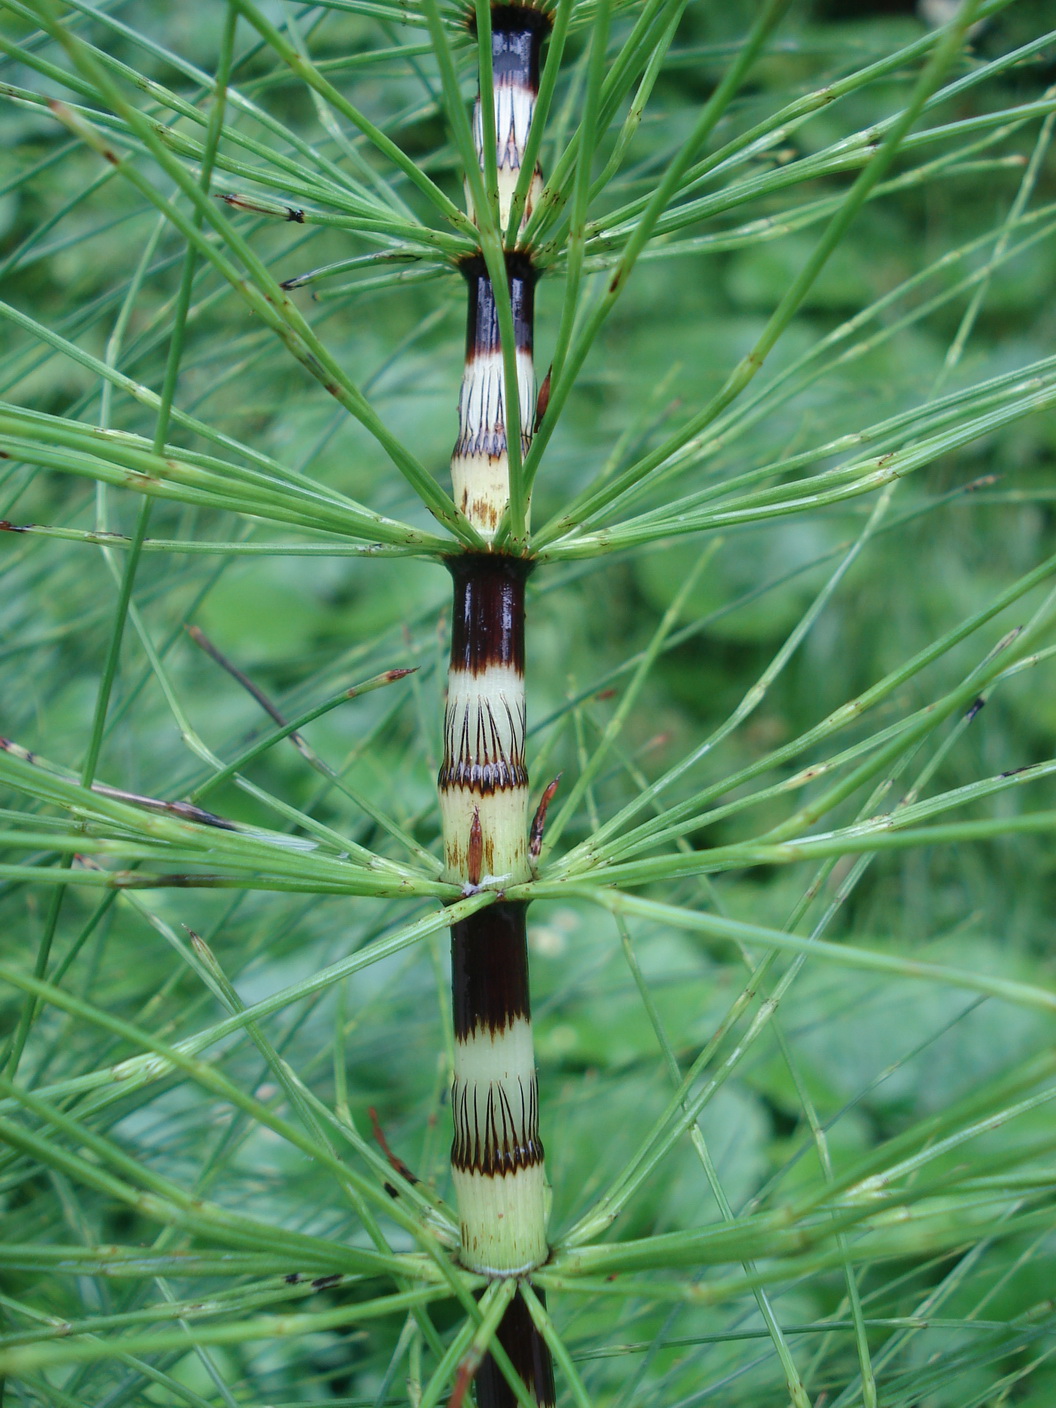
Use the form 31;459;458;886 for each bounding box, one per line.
439;4;555;1404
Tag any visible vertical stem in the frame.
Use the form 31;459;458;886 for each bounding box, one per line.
440;554;533;891
440;4;555;1403
443;559;546;1279
449;260;539;545
474;1284;557;1408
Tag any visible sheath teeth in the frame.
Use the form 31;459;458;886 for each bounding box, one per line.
476;80;534;172
449;911;549;1277
439;560;531;888
452;254;538;542
452;0;543;541
451;1024;542;1175
439;669;529;883
454;351;536;461
440;665;528;795
465;8;545;232
440;0;552;1308
451;350;536;537
469;83;544;229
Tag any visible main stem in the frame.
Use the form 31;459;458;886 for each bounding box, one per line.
439;5;555;1404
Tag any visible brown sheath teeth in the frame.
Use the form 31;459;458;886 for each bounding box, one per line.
440;694;527;793
442;0;551;1319
451;1075;543;1176
440;756;529;794
454;421;520;463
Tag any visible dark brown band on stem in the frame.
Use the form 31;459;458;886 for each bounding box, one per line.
451;901;530;1039
490;6;548;89
447;553;531;676
448;9;555;1402
475;1288;557;1408
470;4;552;48
462;253;538;359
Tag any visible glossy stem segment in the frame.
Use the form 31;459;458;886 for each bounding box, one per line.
474;1286;556;1408
453;0;547;543
441;557;553;1400
450;901;547;1275
441;558;548;1281
451;253;539;541
443;6;555;1404
439;555;532;889
467;4;548;229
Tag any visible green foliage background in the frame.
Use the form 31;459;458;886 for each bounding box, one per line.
1;0;1055;1404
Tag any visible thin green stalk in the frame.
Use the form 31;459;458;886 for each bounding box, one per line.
534;0;989;542
0;1286;448;1377
0;993;463;1277
520;0;692;248
556;548;1056;868
546;0;611;397
229;0;474;231
522;0;795;505
551;888;1056;1016
0;893;490;1117
934;102;1056;395
615;916;813;1408
29;5;481;543
3;148;179;1081
503;0;573;240
542;539;715;854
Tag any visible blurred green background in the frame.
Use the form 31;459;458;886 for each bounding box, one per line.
2;0;1056;1403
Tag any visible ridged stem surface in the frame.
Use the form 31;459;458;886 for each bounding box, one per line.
439;5;555;1404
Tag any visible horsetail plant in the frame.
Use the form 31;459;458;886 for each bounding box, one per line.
439;7;553;1399
2;0;1056;1404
